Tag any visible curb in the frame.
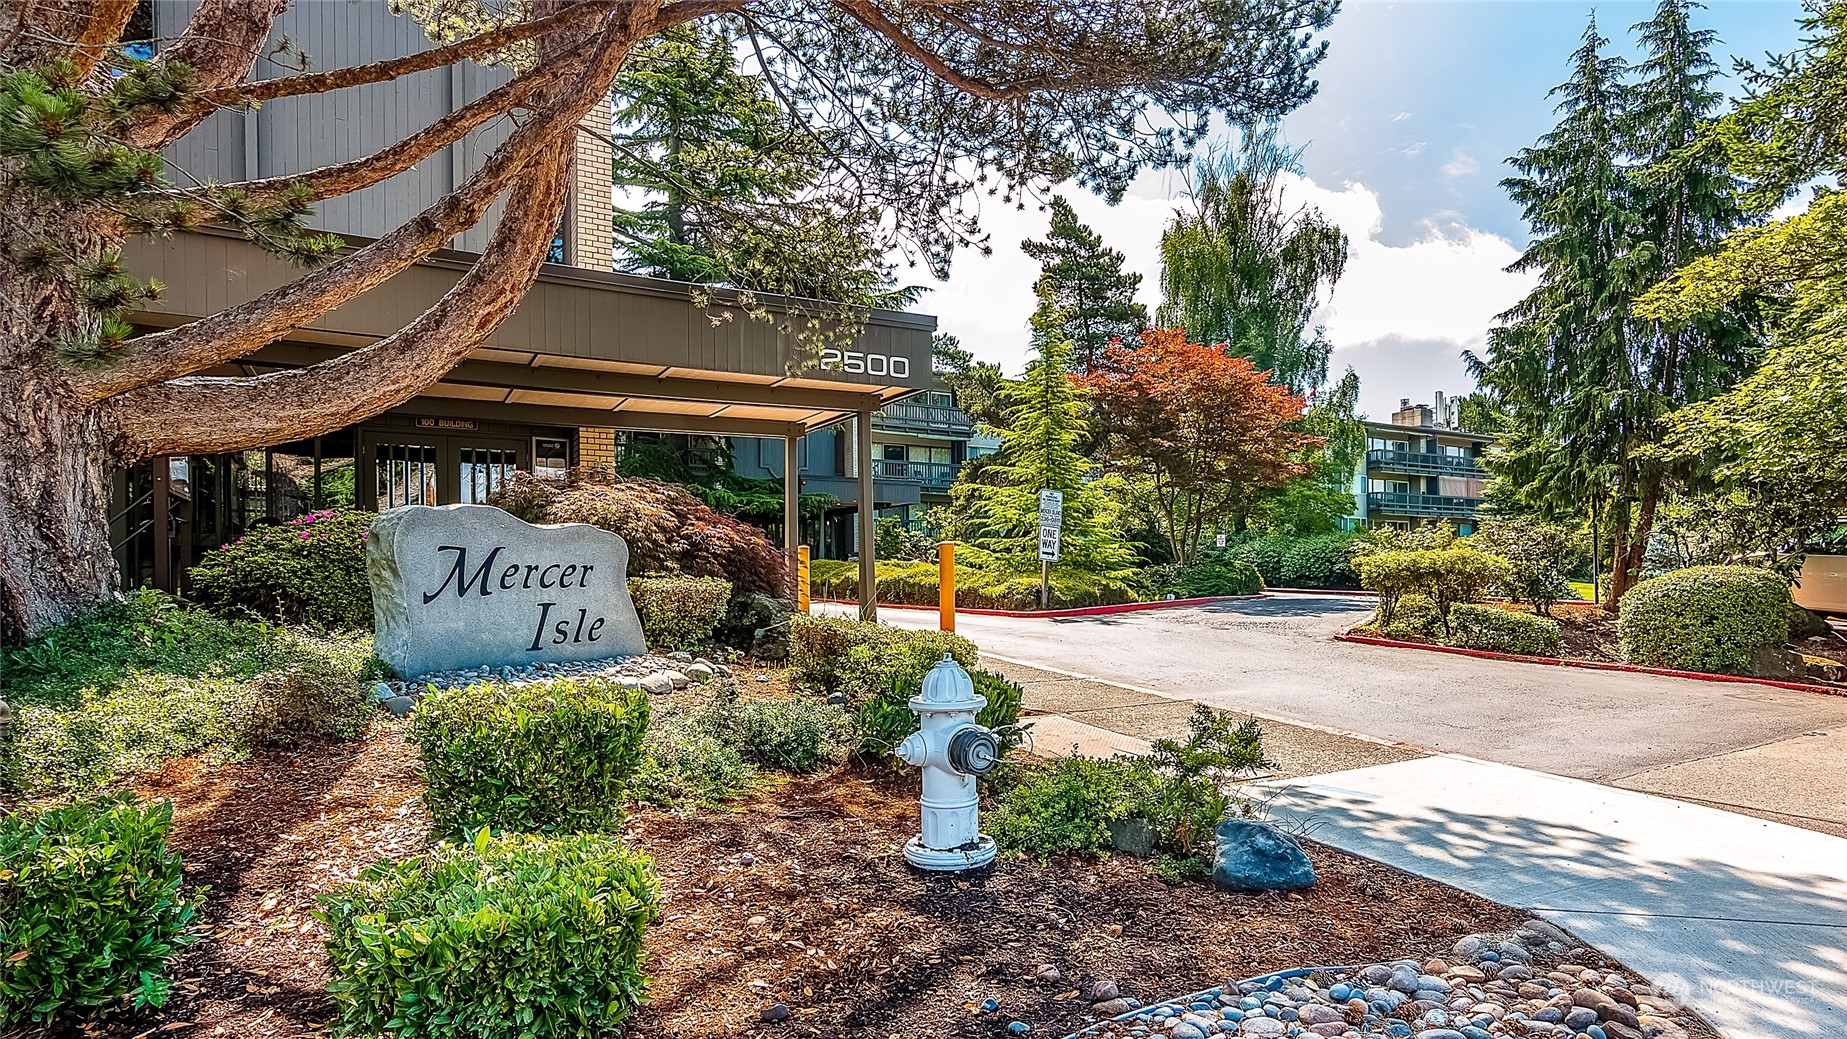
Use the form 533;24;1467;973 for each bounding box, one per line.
1336;632;1847;698
814;594;1263;619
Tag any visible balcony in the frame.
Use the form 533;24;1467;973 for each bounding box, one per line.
873;400;976;437
1367;491;1484;519
1366;448;1485;478
871;458;958;490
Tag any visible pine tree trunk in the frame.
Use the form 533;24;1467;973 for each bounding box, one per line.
0;177;125;640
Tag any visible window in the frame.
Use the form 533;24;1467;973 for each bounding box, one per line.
533;437;570;480
882;444;907;461
1368;479;1410;495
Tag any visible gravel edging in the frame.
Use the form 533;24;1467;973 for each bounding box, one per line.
1060;919;1707;1039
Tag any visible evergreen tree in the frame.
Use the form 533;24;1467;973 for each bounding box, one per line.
1467;7;1754;606
1020;196;1149;374
953;282;1139;588
609;24;908;312
1155;127;1347;392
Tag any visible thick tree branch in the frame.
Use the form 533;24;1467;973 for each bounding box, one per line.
73;11;640;406
196;2;614;109
123;0;291;149
172;53;577;206
108;150;577;458
103;4;662;455
830;0;1022;100
1;0;135;68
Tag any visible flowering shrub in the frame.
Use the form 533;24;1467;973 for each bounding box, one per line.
188;509;376;628
489;471;787;596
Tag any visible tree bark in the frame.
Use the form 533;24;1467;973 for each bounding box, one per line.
0;175;122;641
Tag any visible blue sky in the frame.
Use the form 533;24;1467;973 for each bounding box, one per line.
920;0;1806;418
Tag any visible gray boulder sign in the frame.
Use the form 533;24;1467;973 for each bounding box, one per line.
366;504;645;677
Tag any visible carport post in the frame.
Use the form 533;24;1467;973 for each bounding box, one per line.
858;405;877;622
783;431;801;598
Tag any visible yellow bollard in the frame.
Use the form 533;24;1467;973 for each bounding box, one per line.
797;544;811;613
939;541;955;632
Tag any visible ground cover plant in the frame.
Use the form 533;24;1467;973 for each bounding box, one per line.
2;590;378;796
633;688;854;812
408;677;650;835
990;706;1271;881
187;508;376;629
318;829;660;1039
0;796;202;1028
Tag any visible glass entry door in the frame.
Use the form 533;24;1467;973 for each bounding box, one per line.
359;432;529;509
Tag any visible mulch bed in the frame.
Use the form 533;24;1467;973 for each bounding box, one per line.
52;727;1530;1039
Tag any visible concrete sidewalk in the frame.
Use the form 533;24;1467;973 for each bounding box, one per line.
1255;756;1847;1039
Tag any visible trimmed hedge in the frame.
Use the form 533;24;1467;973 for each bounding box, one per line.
319;830;659;1039
808;554;1135;610
1157;552;1264;598
188;508;376;629
1357;547;1510;633
1448;604;1563;657
0;797;202;1028
408;678;650;835
1619;565;1792;675
787;614;977;705
1225;532;1360;589
628;576;732;651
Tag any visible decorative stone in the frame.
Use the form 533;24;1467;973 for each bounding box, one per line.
382;695;417;717
366;505;644;677
1210;819;1316;892
639;672;676;695
761;1003;791;1022
1090;980;1123;1002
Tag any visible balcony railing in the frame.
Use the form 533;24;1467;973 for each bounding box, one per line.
871;458;957;489
1367;491;1484;519
1366;448;1485;477
873;401;976;436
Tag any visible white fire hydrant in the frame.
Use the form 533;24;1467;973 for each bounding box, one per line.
895;654;1002;870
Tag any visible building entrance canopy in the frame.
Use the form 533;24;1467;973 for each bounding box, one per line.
123;228;937;618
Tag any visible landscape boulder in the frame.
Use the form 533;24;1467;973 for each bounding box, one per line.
1211;818;1316;892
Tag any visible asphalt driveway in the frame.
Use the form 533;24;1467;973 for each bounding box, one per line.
824;595;1847;833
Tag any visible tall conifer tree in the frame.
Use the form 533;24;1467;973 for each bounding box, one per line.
1020;197;1149;374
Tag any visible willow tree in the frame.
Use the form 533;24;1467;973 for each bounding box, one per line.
0;0;1336;640
1155;126;1348;393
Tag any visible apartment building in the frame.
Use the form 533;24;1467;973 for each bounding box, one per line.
1349;393;1494;533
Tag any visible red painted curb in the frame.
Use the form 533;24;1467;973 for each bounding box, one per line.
814;594;1262;619
1337;632;1847;697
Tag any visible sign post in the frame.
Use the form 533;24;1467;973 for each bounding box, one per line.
1037;489;1063;610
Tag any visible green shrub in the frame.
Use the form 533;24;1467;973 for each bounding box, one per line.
991;707;1267;865
0;797;202;1027
1225;532;1361;589
408;678;650;835
188;509;376;629
319;830;659;1039
855;661;1025;760
787;614;977;704
1357;546;1510;633
717;696;854;773
988;756;1127;858
2;592;378;796
631;712;758;812
1619;565;1793;675
628;576;732;651
1470;517;1576;615
1448;604;1564;657
1377;593;1441;639
1158;552;1265;598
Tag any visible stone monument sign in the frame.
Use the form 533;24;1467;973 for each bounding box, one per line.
366;504;646;677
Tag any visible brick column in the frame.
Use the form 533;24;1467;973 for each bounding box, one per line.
577;428;617;467
568;95;615;271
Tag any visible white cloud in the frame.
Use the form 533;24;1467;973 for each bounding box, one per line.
1390;111;1412;123
1441;149;1480;179
911;168;1536;417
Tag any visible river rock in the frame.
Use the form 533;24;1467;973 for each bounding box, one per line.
366;504;644;676
1211;819;1316;892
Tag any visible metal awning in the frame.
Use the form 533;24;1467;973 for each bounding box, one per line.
124;227;936;438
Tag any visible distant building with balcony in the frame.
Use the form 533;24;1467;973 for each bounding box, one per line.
731;388;982;558
1350;393;1493;533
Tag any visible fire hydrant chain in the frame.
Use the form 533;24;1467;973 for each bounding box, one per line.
894;654;1000;870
